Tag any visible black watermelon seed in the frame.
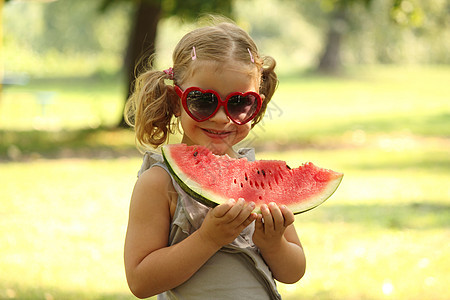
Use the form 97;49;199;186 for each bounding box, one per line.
193;151;198;157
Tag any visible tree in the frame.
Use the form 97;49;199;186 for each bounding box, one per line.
99;0;233;127
316;0;373;73
314;0;424;73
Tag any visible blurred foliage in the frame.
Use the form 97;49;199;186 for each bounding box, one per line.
3;0;131;77
232;0;450;73
5;0;132;54
291;0;449;65
99;0;233;19
2;0;450;78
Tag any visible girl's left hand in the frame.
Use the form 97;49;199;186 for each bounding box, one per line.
252;202;295;252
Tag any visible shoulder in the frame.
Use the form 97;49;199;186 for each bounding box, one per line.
130;166;178;221
130;166;172;215
137;165;172;190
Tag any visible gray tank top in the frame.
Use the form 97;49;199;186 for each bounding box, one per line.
137;149;282;300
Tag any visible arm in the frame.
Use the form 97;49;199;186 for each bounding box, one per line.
124;167;256;298
252;203;306;284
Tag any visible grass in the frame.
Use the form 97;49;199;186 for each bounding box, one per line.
261;146;449;299
0;159;138;300
0;65;449;299
0;75;126;131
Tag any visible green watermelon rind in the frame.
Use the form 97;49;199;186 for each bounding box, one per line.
162;145;343;215
288;176;343;214
162;146;228;208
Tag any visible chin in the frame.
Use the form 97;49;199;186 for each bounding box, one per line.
206;144;228;155
202;141;233;156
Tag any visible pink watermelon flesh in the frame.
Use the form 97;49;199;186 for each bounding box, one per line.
162;144;343;214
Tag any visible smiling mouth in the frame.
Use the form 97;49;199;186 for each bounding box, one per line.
202;128;232;135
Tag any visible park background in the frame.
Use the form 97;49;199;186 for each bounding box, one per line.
1;0;449;299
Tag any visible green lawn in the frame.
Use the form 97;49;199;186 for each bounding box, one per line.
1;66;449;299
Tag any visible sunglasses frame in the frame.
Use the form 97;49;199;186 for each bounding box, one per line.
174;85;262;125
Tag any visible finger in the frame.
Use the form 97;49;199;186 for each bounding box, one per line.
280;205;295;227
222;198;246;222
213;198;235;218
241;212;257;229
260;204;274;231
232;201;255;226
268;202;284;230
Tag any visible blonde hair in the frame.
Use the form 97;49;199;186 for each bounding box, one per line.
124;21;278;149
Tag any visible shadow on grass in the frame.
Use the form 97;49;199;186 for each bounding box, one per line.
0;127;141;161
302;202;450;230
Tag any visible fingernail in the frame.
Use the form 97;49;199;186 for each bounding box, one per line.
238;198;245;204
228;199;236;204
249;202;255;209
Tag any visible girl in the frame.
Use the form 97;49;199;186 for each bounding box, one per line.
123;21;306;299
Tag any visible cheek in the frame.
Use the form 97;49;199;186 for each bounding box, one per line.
179;112;195;131
241;124;252;133
235;124;252;140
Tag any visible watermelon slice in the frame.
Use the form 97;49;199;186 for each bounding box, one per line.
162;144;343;214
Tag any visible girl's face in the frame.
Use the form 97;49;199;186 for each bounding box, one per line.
178;61;259;156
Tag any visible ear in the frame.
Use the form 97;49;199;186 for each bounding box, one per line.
166;85;181;117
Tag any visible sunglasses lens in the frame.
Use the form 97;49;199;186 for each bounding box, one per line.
186;90;218;120
227;94;259;123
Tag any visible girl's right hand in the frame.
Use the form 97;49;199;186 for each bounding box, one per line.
198;198;256;249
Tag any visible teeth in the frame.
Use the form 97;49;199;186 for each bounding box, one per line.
205;129;227;135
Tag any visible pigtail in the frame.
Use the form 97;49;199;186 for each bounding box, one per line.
252;55;278;126
124;69;179;150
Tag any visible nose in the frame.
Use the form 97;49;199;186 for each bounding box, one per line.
209;106;230;123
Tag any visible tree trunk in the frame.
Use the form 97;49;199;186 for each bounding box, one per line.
317;8;348;74
118;1;161;128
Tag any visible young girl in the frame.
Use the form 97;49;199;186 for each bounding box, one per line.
123;21;306;299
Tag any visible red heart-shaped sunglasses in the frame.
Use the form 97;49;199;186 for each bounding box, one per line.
174;85;262;125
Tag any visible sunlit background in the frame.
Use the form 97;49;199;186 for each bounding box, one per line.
1;0;449;299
